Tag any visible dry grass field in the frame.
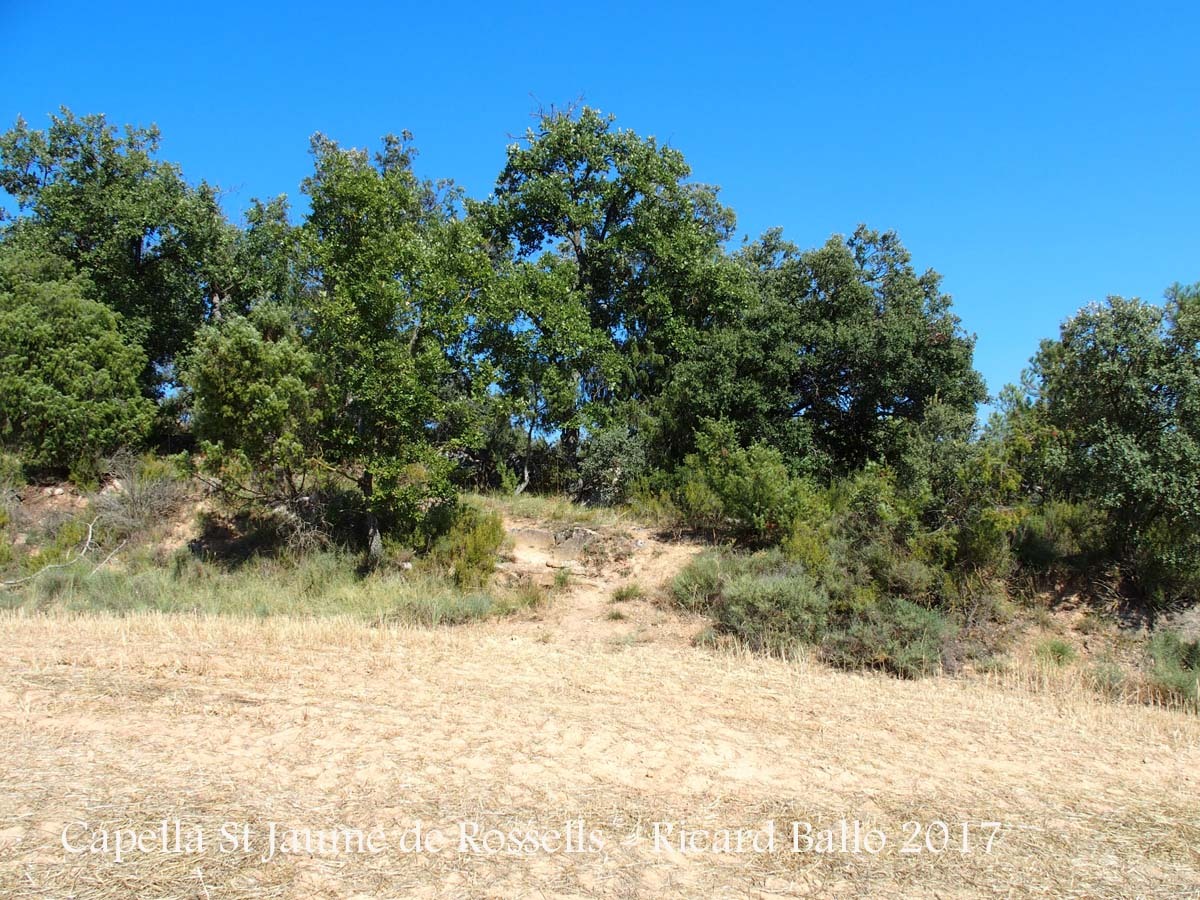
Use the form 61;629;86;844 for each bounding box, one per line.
1;512;1198;898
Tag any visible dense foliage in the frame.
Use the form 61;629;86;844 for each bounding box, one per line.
0;248;153;481
1;105;1197;679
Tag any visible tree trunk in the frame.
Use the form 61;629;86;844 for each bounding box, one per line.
561;426;580;478
360;470;383;570
514;415;535;495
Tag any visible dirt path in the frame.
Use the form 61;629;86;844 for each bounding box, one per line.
492;514;709;649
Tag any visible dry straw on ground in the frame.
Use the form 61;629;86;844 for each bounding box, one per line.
2;607;1198;898
1;511;1198;898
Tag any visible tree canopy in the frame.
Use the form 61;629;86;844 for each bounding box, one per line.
2;103;1196;607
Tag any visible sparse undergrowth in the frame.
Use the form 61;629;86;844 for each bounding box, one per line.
0;476;524;627
2;550;514;624
4;471;1199;710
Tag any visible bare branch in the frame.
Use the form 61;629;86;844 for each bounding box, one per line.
1;516;100;587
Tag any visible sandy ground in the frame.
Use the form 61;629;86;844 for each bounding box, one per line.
1;517;1199;898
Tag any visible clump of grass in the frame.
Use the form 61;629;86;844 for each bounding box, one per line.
494;578;548;615
1147;629;1200;704
606;608;627;621
1035;638;1078;667
1087;659;1127;699
611;582;644;602
1030;606;1055;629
553;568;573;590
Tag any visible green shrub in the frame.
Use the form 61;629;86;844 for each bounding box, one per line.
717;569;830;650
822;597;953;678
670;552;726;611
1148;629;1200;704
1035;638;1077;667
430;505;506;588
671;550;954;677
577;427;647;506
781;518;831;572
675;420;803;541
864;540;941;603
625;483;682;528
1014;501;1107;573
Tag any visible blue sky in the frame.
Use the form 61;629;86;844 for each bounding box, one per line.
3;0;1197;398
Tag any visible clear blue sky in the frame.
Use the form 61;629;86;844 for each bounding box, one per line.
3;0;1197;398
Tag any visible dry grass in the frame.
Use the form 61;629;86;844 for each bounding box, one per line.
2;609;1198;898
2;497;1198;897
470;491;630;529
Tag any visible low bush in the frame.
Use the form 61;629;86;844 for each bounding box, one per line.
430;504;507;588
671;550;954;677
670;552;726;611
822;597;953;678
577;427;647;506
717;568;831;650
675;420;803;542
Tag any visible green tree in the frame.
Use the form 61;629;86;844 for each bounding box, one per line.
477;255;606;491
302;132;489;556
225;195;309;316
477;106;748;459
0;108;232;387
181;304;319;504
0;247;153;479
660;226;986;474
1023;290;1200;602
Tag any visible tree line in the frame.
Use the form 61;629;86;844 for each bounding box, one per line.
1;105;1198;614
